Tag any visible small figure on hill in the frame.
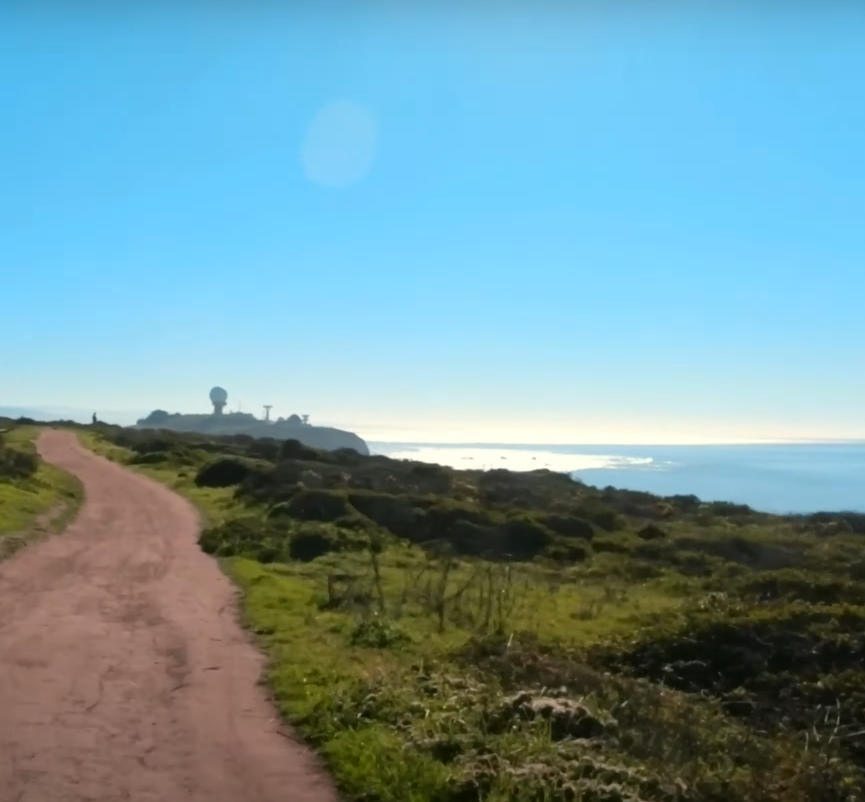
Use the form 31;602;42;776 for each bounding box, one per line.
92;412;98;425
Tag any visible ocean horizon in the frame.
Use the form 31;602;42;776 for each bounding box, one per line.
368;441;865;516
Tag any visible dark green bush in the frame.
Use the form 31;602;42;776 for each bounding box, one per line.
441;519;500;556
709;500;758;520
349;618;411;648
195;457;265;488
667;493;701;510
279;439;324;462
0;445;40;479
245;440;281;462
129;450;175;465
236;462;302;504
284;489;354;522
289;523;343;561
500;515;554;558
738;569;865;606
592;536;633;554
542;514;596;540
199;517;289;562
418;501;502;555
347;492;420;538
345;495;566;561
805;511;865;535
331;448;365;466
638;524;668;540
674;535;800;570
546;540;590;562
477;468;582;509
587;508;627;532
603;487;673;520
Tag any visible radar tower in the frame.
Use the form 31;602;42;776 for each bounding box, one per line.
209;386;228;416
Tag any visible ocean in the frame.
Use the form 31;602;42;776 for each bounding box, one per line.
368;442;865;515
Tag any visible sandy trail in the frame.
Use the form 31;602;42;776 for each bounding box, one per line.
0;430;337;802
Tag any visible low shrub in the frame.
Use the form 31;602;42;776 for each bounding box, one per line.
283;489;354;522
349;618;411;648
195;457;267;488
199;516;289;562
542;514;596;540
805;511;865;535
347;492;421;538
245;439;281;462
279;439;324;462
289;523;344;561
500;515;554;559
129;450;174;465
737;568;865;606
637;524;667;540
0;445;40;480
586;507;627;532
545;540;590;563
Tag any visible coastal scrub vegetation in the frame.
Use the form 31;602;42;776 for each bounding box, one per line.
71;420;865;801
0;418;82;558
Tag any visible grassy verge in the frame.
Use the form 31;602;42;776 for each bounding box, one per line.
76;427;865;802
0;425;83;558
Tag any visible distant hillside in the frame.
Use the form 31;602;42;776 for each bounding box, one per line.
134;410;369;455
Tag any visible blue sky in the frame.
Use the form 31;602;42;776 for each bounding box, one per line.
2;5;864;443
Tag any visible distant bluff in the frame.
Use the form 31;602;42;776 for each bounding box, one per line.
134;410;370;456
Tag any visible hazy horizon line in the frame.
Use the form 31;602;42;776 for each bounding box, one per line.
3;405;863;448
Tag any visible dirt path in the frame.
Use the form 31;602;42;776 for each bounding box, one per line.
0;430;338;802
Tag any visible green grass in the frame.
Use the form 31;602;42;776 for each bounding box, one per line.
0;426;83;558
76;429;132;464
75;427;865;802
226;552;851;802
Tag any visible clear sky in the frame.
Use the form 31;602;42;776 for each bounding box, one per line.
2;4;864;444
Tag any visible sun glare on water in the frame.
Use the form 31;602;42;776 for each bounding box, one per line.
375;446;658;474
